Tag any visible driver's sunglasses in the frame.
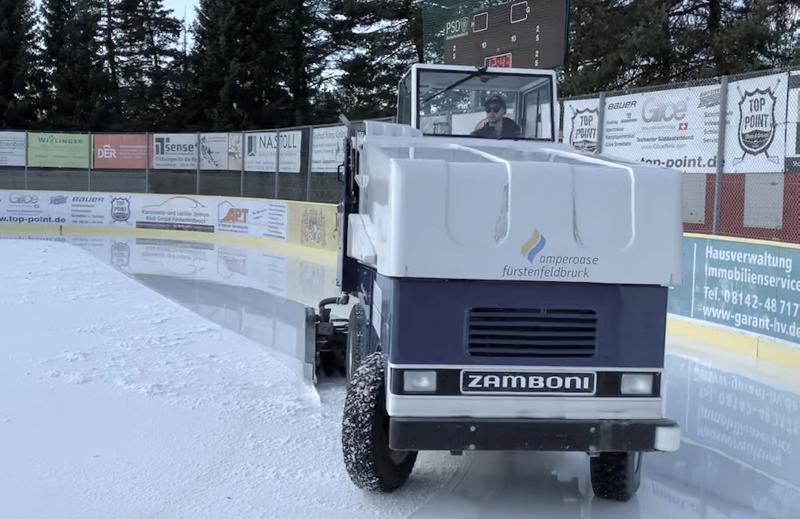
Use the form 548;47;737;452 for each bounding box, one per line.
486;105;503;113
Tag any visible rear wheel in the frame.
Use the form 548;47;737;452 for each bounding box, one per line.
342;352;417;492
590;452;642;502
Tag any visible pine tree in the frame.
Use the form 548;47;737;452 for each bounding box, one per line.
0;0;38;128
328;0;423;120
115;0;183;130
191;0;298;130
40;0;111;129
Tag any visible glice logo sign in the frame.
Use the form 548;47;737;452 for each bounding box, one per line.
10;193;39;206
641;98;688;124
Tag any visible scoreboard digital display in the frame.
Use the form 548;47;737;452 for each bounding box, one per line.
444;0;568;69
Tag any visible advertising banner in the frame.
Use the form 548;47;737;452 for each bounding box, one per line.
602;85;722;174
216;198;288;241
311;126;347;172
93;134;148;169
669;235;800;345
244;131;302;173
199;133;230;170
724;72;788;174
0;190;129;227
0;131;26;167
136;194;214;232
562;99;599;153
785;72;800;173
277;130;302;173
152;133;198;169
288;203;338;252
244;132;277;172
28;132;90;169
228;133;243;171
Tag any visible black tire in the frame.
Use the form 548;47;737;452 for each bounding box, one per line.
590;452;642;502
345;304;368;382
342;352;418;492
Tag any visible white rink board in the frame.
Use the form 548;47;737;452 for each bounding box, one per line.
0;190;289;241
601;86;721;174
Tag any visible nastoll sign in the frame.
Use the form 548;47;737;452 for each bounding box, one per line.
735;82;780;165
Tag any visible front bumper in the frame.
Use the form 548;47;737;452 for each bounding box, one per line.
389;417;680;452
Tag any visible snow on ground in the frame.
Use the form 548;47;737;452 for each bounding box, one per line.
0;240;461;519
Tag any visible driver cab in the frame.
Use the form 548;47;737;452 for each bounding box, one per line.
397;63;558;141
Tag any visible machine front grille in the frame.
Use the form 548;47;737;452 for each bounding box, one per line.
467;308;597;358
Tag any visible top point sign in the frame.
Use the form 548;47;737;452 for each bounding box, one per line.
444;0;568;70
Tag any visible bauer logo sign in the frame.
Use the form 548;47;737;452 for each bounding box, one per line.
461;371;596;395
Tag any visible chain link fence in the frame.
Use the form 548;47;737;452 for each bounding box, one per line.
0;119;390;204
562;66;800;245
3;64;799;247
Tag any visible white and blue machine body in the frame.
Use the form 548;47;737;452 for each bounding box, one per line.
334;64;683;495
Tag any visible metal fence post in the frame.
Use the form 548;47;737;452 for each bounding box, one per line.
274;130;281;198
596;92;607;154
240;131;245;197
195;132;201;194
145;132;150;193
24;130;28;189
306;126;313;201
87;132;92;191
712;76;729;234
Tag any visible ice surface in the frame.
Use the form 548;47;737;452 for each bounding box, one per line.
1;236;799;519
0;240;459;519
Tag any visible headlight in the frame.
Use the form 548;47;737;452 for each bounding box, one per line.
621;373;654;395
403;370;437;393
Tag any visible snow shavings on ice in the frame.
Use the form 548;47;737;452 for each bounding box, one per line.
0;240;462;519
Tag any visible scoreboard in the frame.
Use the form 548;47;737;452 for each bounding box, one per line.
443;0;569;69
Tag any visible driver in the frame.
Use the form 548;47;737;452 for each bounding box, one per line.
470;95;521;139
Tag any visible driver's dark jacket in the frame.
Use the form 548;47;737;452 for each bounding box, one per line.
470;118;522;139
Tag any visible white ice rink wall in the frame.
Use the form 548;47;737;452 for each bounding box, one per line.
2;189;799;369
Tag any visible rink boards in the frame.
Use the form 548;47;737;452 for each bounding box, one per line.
1;188;799;370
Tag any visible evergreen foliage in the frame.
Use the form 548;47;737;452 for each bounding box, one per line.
2;0;798;129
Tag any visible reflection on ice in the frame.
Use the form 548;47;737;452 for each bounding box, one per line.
2;233;339;381
412;350;800;518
